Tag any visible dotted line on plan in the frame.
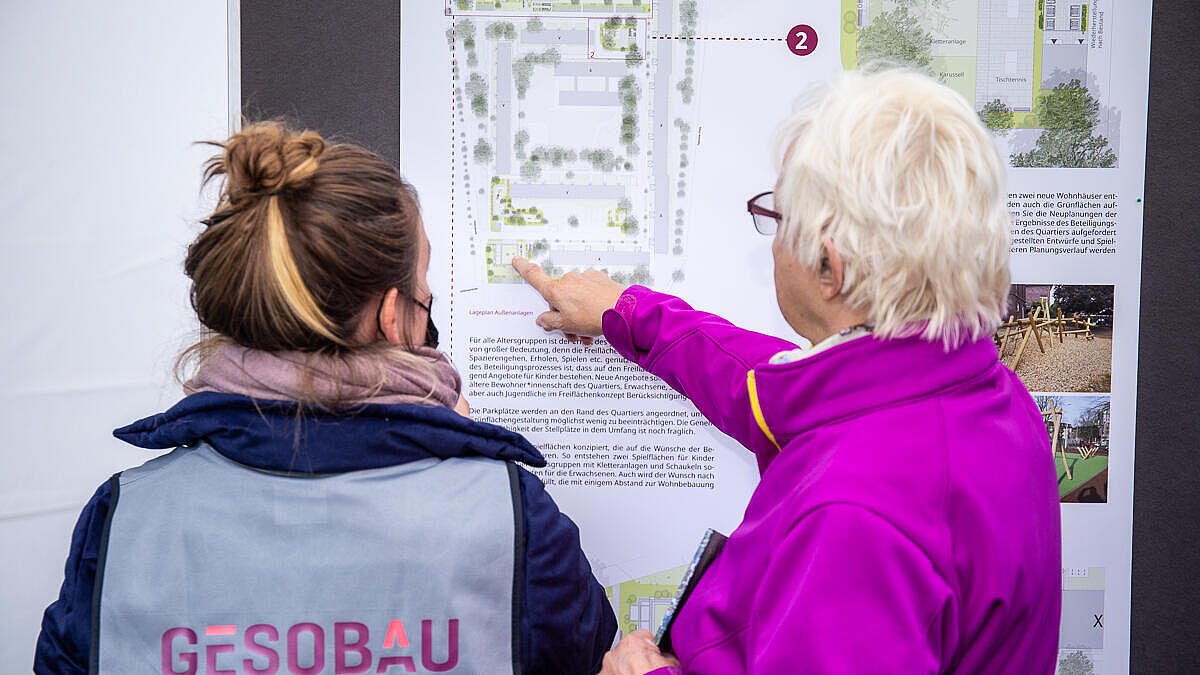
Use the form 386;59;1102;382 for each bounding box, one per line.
449;33;457;358
649;35;784;41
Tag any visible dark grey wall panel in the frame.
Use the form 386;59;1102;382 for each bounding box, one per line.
240;0;400;167
1131;1;1200;672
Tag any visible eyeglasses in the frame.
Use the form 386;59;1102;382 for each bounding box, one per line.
747;191;782;235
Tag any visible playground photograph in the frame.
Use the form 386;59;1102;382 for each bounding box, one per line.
997;284;1114;392
1033;394;1111;503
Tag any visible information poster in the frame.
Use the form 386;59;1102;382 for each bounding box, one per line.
400;2;1150;671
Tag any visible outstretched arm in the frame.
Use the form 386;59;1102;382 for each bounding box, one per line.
513;258;798;463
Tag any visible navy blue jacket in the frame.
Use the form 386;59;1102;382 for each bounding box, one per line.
34;392;616;674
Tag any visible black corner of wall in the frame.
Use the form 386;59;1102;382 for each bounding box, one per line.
1132;1;1200;672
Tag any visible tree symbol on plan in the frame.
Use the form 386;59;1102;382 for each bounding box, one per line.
1011;80;1117;168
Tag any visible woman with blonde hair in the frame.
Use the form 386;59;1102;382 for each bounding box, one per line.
36;122;615;674
516;70;1062;673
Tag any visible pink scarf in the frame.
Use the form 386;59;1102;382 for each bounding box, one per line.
184;342;461;409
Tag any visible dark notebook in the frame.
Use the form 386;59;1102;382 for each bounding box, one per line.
655;529;728;656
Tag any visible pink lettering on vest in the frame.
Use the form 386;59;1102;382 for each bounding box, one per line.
382;620;409;648
286;623;325;675
335;622;373;674
161;627;198;675
374;656;416;673
205;643;236;675
244;624;280;674
421;620;459;672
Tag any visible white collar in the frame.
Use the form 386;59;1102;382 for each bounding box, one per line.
768;325;874;365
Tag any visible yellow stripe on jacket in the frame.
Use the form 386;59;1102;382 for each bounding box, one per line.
746;370;781;452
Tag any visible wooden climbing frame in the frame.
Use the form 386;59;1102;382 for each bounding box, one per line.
1040;398;1070;480
994;297;1096;371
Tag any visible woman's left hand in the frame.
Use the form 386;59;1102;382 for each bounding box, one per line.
599;630;681;675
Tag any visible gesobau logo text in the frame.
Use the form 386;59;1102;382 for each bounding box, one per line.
160;619;460;674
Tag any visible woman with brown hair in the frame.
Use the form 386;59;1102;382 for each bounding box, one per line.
35;122;615;674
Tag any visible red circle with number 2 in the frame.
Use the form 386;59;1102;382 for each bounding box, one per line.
787;24;818;56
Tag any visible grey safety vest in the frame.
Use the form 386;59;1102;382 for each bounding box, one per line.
93;442;520;674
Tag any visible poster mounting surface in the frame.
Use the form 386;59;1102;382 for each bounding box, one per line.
401;2;1150;671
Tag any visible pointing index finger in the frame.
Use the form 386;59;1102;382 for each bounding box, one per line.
512;256;554;298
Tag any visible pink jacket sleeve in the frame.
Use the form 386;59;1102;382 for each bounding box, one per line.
741;503;952;674
601;286;799;468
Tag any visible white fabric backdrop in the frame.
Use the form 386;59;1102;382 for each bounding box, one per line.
0;1;230;668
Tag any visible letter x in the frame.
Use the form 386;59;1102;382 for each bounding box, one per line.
1093;614;1103;628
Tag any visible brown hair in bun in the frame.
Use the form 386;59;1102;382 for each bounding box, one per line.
184;121;424;354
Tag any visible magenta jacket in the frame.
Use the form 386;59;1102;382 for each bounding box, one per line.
603;287;1062;674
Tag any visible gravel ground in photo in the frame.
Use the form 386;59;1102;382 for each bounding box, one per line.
1004;334;1113;392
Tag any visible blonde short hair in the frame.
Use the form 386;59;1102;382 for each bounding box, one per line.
774;70;1010;348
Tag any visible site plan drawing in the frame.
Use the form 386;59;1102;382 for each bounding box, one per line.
842;0;1119;167
447;1;699;292
604;564;688;637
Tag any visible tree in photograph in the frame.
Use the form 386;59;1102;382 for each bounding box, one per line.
1011;80;1117;168
856;1;934;74
625;43;641;64
979;98;1014;134
1052;285;1114;315
526;18;544;31
1080;399;1110;430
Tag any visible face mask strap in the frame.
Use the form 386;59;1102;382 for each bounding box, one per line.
377;291;438;349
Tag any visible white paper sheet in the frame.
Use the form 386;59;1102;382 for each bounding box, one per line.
401;3;1150;670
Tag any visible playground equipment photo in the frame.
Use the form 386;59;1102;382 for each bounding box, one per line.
997;285;1114;392
1036;394;1111;503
